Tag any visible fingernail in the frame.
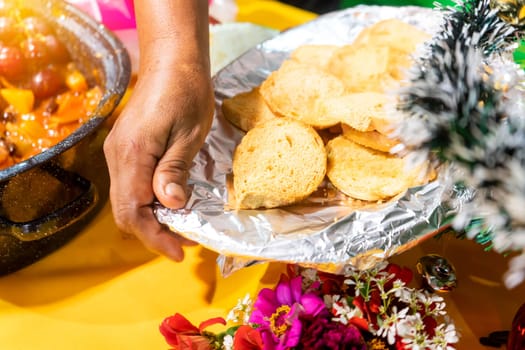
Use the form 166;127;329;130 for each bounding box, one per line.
165;183;185;200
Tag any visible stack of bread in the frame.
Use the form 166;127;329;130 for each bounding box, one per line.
222;19;432;210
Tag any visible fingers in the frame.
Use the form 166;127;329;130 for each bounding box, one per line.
104;116;190;261
152;121;213;210
107;169;190;261
114;199;187;261
153;156;191;210
103;67;213;261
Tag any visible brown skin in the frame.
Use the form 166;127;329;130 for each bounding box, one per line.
103;0;214;260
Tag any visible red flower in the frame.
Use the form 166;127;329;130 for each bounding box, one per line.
317;271;347;295
423;315;438;338
286;264;300;278
348;316;369;332
233;325;264;350
352;290;382;328
159;313;226;350
395;337;408;350
384;263;413;288
368;289;382;315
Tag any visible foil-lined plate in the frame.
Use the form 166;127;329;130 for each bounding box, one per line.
155;5;457;275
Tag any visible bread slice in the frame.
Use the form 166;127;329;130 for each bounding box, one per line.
326;136;422;201
327;44;397;92
370;108;403;135
289;44;340;69
232;118;327;209
352;18;430;55
259;60;346;128
341;124;400;153
351;19;429;81
314;92;390;132
222;87;278;132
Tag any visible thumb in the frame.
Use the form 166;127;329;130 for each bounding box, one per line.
153;147;193;210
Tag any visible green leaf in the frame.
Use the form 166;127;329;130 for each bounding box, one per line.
514;40;525;69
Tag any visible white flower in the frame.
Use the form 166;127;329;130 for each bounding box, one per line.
398;313;431;350
344;278;364;297
376;306;409;344
442;323;459;345
226;293;252;324
326;295;364;326
428;323;459;349
397;313;424;339
406;290;421;311
222;334;234;350
417;292;446;317
300;268;318;284
403;335;430;350
395;285;414;304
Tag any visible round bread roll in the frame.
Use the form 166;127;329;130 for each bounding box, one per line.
289;44;340;69
351;19;429;81
222;87;278;132
259;60;346;128
327;44;397;93
341;124;400;153
314;92;390;132
232;118;327;209
326;136;419;201
352;18;430;55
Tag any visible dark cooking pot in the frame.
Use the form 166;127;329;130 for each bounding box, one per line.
0;0;131;275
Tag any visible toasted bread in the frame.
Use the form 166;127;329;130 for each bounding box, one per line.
314;92;390;132
222;87;278;132
341;124;400;153
370;107;403;135
327;44;397;92
232;118;326;209
225;19;433;208
353;18;430;55
326;136;421;201
260;60;346;128
351;19;429;81
289;44;340;69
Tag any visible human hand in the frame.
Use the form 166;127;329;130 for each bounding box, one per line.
103;65;214;260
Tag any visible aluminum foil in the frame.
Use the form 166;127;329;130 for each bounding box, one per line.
155;5;456;276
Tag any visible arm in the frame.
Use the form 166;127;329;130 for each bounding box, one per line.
103;0;214;260
136;0;210;84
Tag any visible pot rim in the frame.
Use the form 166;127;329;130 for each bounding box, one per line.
0;0;132;182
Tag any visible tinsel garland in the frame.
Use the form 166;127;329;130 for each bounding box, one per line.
435;0;521;54
395;0;525;287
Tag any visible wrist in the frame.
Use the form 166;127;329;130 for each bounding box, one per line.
134;62;213;106
138;57;211;83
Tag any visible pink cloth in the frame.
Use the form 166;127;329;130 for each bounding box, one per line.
67;0;136;30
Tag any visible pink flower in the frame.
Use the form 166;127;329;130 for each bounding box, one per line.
249;274;327;349
159;313;226;350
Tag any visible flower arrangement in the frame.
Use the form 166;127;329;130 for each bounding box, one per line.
160;262;458;350
159;1;525;348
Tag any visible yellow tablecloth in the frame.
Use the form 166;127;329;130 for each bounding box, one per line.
0;2;305;349
1;2;524;349
1;201;522;349
0;202;286;349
